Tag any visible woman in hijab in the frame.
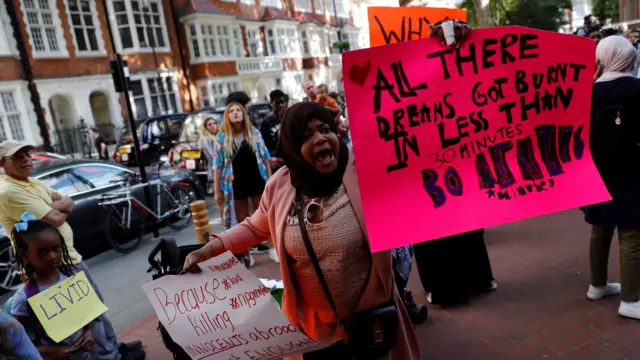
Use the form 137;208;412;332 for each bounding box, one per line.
183;102;420;359
183;21;469;359
585;35;640;320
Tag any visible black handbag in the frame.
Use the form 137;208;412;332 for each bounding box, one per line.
294;190;399;358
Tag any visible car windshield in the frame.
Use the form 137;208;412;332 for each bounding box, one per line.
179;110;223;145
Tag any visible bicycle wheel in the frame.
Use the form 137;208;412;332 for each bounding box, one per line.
104;204;146;254
164;185;196;231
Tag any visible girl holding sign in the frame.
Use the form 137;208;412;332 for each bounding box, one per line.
8;215;145;360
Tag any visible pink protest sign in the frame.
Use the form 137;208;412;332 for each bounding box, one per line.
342;26;611;252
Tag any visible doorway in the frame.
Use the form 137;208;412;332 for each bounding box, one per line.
90;91;115;143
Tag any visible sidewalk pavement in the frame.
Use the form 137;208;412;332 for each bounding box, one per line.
118;209;640;359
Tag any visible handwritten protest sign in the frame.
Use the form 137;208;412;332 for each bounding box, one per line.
27;271;108;343
342;26;611;252
368;7;467;47
142;251;326;360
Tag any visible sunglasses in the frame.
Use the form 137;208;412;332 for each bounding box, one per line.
6;151;32;160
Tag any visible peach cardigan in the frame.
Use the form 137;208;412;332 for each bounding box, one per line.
218;152;421;359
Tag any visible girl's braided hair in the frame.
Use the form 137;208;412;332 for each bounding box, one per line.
11;220;75;278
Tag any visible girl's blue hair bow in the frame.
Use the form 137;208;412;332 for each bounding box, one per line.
14;212;37;233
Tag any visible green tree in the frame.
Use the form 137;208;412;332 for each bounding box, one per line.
458;0;572;31
592;0;619;24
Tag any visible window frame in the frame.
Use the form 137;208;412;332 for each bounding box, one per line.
20;0;69;59
0;90;27;142
184;17;239;64
260;0;282;9
197;77;241;108
295;0;312;12
299;24;328;58
245;25;263;57
313;0;324;15
64;0;107;57
106;0;170;55
0;2;18;57
128;72;182;120
333;0;348;18
264;21;301;58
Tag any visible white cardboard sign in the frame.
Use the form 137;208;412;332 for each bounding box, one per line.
142;251;327;360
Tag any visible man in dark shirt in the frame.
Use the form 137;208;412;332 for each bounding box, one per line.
90;127;108;160
260;90;287;159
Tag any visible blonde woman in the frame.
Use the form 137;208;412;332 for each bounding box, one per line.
200;117;221;208
214;102;271;267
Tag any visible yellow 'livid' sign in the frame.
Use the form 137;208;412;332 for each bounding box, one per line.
27;271;108;343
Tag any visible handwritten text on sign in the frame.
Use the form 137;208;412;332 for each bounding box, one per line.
342;27;611;252
142;251;325;360
28;271;108;343
368;6;467;47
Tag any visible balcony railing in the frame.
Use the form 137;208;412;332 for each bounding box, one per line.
236;57;284;75
328;54;342;68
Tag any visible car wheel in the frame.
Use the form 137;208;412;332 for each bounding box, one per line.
0;240;21;293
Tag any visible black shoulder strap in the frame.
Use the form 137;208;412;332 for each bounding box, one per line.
295;190;342;323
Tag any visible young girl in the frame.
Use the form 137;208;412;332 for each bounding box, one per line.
10;213;93;360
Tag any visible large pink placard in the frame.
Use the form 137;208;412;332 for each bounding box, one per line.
342;26;611;252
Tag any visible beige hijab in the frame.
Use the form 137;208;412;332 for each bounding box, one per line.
595;35;637;83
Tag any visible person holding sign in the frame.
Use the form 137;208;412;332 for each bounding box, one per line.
8;215;145;360
585;35;640;320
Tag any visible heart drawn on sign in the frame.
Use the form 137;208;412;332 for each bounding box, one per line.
348;61;371;87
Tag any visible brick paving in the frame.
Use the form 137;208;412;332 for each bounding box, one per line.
118;209;640;359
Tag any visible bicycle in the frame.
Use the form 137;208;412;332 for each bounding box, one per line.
98;173;196;253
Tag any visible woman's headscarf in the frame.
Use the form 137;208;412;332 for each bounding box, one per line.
277;102;349;198
595;35;637;83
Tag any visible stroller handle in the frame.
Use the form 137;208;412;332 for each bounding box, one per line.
148;240;164;273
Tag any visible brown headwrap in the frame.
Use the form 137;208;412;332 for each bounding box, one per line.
276;102;349;198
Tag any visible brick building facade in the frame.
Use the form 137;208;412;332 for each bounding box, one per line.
0;0;368;149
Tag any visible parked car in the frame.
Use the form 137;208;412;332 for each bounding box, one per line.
32;152;68;161
0;158;205;292
168;103;272;183
114;113;188;167
169;108;224;184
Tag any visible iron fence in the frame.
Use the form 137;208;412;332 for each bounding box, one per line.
51;118;92;158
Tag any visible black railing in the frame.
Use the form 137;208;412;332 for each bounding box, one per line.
51;118;92;158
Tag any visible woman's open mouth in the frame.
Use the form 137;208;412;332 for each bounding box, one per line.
314;149;335;167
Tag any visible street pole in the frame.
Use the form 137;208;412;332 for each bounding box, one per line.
102;0;159;238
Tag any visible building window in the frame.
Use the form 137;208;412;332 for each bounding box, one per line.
129;74;180;119
232;26;243;58
326;0;334;16
260;0;281;8
0;92;25;141
345;31;359;50
301;27;327;57
199;86;210;108
66;0;103;54
246;28;262;57
240;0;254;4
0;3;17;56
22;0;66;55
209;80;240;106
187;21;239;61
313;0;323;14
295;0;311;12
329;29;339;54
333;0;348;17
266;25;300;57
110;0;169;52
